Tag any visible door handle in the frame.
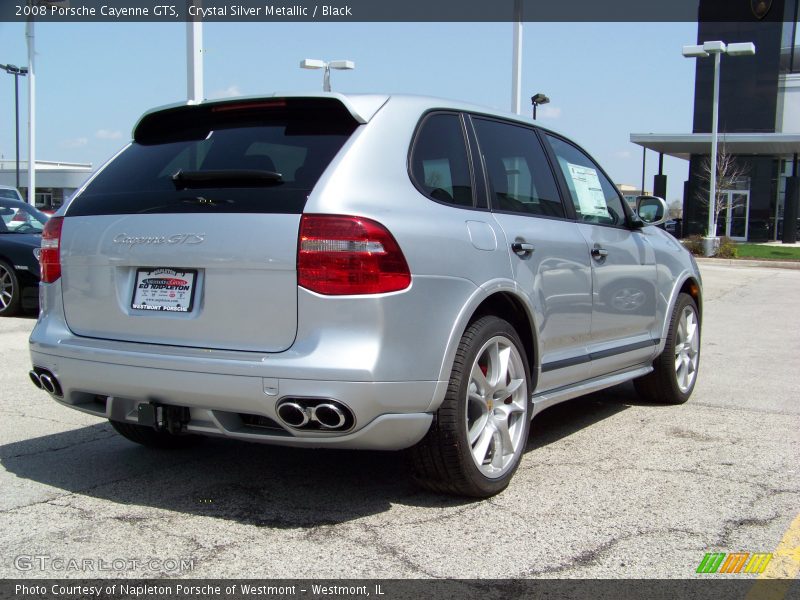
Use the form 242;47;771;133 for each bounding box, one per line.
591;247;609;260
511;242;535;256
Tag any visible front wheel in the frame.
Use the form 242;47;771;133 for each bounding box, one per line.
411;316;531;498
634;292;700;404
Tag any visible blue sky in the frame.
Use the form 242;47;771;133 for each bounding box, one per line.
0;21;698;201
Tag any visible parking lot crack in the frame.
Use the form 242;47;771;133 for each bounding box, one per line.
350;524;438;577
518;527;703;577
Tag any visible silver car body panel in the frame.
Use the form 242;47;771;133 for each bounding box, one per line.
30;93;702;451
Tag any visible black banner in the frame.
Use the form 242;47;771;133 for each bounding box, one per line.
0;0;782;23
2;579;799;600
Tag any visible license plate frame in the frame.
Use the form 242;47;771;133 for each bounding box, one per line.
131;267;197;313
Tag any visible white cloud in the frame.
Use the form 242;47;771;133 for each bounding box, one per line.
210;85;243;99
61;137;88;148
615;150;632;159
538;105;562;119
95;129;123;140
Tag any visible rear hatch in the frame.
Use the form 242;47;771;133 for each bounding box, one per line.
61;97;359;352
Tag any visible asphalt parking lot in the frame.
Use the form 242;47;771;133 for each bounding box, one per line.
0;263;798;583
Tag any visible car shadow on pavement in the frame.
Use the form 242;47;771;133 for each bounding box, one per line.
2;387;639;525
527;384;633;450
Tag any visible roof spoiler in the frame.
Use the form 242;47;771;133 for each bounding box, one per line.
132;93;389;142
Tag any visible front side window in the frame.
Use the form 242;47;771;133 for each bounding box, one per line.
543;134;627;227
472;118;564;218
410;113;474;207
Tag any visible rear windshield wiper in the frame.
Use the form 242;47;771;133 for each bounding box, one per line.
172;169;283;190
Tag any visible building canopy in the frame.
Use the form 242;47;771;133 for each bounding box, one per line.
629;133;800;161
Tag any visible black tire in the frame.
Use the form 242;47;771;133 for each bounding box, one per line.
109;420;200;449
0;259;21;317
411;316;531;498
634;293;700;405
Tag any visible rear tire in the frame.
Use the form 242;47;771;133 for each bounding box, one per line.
109;420;199;449
0;260;21;317
634;293;700;405
411;316;531;498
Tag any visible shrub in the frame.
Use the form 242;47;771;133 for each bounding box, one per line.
715;236;738;259
683;235;705;256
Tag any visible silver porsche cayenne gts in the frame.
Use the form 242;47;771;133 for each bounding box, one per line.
29;93;702;497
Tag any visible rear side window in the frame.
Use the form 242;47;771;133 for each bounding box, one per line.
410;113;474;207
67;98;358;216
543;134;628;227
472;118;564;219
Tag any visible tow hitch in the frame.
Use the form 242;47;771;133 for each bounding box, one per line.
138;403;190;434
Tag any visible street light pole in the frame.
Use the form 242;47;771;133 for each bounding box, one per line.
26;20;36;206
683;41;755;252
511;0;523;114
709;50;721;238
0;64;28;189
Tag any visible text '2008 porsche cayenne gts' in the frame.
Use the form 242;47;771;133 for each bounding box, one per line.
29;94;702;497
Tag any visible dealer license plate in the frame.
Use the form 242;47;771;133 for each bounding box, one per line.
131;268;197;313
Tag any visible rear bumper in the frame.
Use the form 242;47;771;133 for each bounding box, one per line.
30;349;436;450
29;274;473;450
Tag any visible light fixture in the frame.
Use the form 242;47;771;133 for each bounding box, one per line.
531;93;550;120
300;59;355;92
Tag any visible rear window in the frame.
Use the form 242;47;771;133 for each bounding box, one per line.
67;98;359;216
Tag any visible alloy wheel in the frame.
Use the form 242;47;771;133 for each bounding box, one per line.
465;335;528;478
674;306;700;393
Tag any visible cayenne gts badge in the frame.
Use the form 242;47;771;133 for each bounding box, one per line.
113;233;206;247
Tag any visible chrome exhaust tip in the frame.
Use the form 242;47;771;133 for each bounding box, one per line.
275;398;354;432
314;403;347;429
39;373;57;395
28;370;43;389
31;367;63;397
276;402;309;427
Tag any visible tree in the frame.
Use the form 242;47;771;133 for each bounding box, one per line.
694;146;749;236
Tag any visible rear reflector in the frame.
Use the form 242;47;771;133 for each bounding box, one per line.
40;216;64;283
298;214;411;295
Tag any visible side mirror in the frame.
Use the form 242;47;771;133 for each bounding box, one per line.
635;196;669;227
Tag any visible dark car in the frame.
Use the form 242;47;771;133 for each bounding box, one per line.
664;218;682;237
0;198;48;316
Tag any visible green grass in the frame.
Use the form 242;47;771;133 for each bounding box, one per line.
735;244;800;261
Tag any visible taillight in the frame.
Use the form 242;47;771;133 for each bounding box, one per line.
40;216;64;283
298;214;411;295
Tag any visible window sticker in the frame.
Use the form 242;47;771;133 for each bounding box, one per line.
566;162;610;218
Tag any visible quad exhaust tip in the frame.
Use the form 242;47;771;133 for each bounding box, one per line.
276;398;354;431
28;370;43;389
29;368;63;397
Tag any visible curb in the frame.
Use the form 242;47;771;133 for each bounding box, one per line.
696;257;800;270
